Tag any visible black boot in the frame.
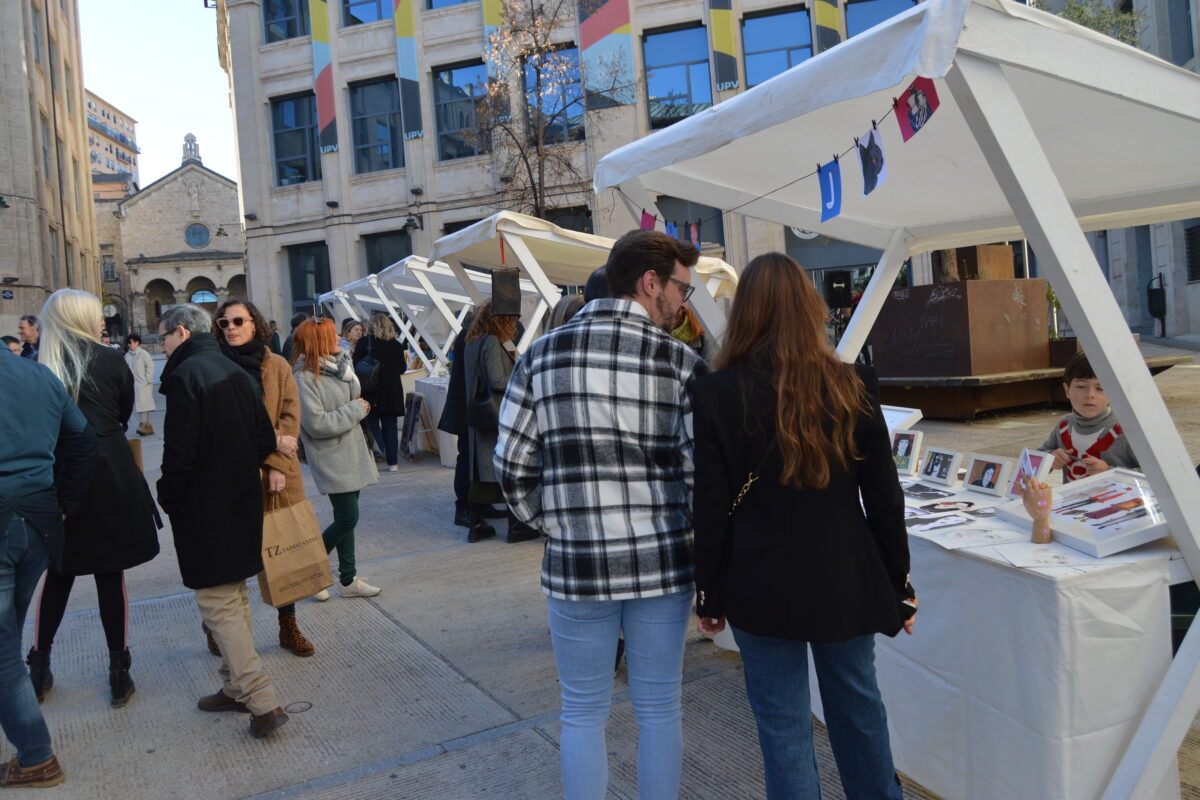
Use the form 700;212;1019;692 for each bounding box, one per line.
26;648;53;703
506;513;540;543
109;649;135;708
466;506;495;543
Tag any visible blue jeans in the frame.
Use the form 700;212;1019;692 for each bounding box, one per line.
366;411;399;467
732;627;902;800
0;517;54;767
547;591;692;800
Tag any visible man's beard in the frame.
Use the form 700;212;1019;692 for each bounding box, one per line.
653;294;676;331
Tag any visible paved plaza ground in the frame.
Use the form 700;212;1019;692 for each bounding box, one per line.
6;345;1200;799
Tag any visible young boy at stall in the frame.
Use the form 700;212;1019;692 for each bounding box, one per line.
1040;352;1138;482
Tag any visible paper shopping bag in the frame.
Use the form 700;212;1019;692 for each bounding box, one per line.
128;438;144;472
257;497;334;608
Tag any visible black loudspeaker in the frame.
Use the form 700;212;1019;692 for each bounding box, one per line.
823;270;853;309
492;268;522;316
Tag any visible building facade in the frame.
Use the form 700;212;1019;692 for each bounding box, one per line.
0;0;101;335
85;90;141;185
94;136;247;338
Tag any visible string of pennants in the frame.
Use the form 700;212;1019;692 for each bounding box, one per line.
630;76;941;236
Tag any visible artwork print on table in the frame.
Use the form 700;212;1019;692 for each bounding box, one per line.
1006;448;1054;500
920;499;976;514
1052;477;1164;539
892;430;922;475
905;513;973;534
903;482;955;501
893;76;940;143
962;454;1014;497
918;447;962;487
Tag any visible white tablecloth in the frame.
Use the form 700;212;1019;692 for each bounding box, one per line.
413;376;456;468
807;536;1181;799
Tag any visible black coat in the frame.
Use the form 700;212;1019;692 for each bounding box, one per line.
437;327;469;436
58;344;160;575
691;362;912;643
353;335;406;416
156;334;277;590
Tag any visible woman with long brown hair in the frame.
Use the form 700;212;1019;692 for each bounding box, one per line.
208;298;316;656
462;301;536;544
691;253;917;799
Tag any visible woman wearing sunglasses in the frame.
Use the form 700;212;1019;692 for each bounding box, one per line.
208;298;318;657
691;253;917;799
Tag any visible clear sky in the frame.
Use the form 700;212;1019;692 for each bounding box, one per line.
78;0;239;186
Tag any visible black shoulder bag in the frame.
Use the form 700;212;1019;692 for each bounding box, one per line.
354;336;381;396
464;342;499;433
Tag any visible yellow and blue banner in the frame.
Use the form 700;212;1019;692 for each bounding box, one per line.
393;0;423;139
577;0;636;106
708;0;738;91
309;0;338;152
813;0;841;53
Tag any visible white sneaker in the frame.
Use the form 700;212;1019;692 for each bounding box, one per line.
312;589;331;602
339;577;381;598
386;465;398;472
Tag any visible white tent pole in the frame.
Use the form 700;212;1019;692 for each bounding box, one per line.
333;291;360;325
378;279;449;370
947;52;1200;799
499;232;565;355
365;276;430;370
410;268;467;336
836;228;914;363
688;273;726;345
443;257;488;305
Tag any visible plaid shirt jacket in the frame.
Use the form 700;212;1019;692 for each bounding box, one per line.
494;298;709;601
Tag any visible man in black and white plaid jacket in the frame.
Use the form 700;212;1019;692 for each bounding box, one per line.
494;229;708;798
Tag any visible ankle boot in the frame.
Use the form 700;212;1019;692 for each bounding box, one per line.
109;649;135;708
278;614;315;657
26;648;53;703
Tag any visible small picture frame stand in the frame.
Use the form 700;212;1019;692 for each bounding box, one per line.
962;454;1015;497
1005;448;1055;500
892;430;924;476
917;447;963;487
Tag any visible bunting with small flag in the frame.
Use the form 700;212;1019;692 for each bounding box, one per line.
819;159;842;222
894;77;940;142
640;211;656;230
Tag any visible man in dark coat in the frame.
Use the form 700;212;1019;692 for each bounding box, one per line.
0;351;95;788
156;304;289;740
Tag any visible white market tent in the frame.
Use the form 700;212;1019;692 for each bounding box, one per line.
427;211;739;352
318;255;541;370
594;0;1200;796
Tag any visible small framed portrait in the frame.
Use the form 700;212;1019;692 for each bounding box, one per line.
962;454;1015;497
1005;448;1055;500
892;431;923;476
917;447;962;487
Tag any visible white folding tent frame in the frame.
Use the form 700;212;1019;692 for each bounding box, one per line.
594;0;1200;795
427;211;739;354
318;255;541;371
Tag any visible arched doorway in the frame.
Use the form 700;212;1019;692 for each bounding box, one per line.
187;276;219;312
226;274;247;299
143;279;176;332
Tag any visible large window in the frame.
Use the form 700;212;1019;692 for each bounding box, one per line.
47;227;60;281
287;242;332;313
102;255;116;282
524;46;585;144
845;0;917;38
271;93;322;186
1167;0;1194;66
1185;222;1200;283
350;79;405;173
742;8;812;88
40;115;51;177
264;0;310;42
433;62;489;161
32;5;42;64
343;0;391;25
364;230;413;274
643;26;712;130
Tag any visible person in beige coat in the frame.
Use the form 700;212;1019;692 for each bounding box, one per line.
124;333;156;435
209;299;318;657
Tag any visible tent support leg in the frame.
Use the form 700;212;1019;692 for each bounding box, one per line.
947;52;1200;800
836;227;913;363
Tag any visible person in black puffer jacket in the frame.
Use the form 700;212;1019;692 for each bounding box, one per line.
353;314;407;471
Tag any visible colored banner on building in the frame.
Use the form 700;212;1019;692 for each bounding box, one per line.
393;0;424;139
482;0;504;78
813;0;842;53
708;0;738;92
577;0;636;106
310;0;338;152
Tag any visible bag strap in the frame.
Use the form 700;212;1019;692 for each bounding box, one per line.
728;438;777;516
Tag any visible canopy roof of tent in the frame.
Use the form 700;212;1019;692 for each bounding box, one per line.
426;210;739;298
593;0;1200;254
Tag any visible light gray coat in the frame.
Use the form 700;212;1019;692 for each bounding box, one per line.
294;353;379;496
463;334;514;485
124;346;156;413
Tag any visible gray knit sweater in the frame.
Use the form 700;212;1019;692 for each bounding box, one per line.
1039;407;1139;481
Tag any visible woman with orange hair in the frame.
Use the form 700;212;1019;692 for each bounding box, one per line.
291;318;381;598
691;253;916;799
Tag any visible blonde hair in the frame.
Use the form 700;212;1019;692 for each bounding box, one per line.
38;288;102;400
370;313;398;341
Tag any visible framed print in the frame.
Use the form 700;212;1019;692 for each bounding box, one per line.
882;404;922;433
917;447;962;487
892;430;923;476
1005;448;1055;500
962;454;1014;497
996;469;1168;557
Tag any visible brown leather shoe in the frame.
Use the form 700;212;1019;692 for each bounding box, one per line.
0;755;65;788
197;691;249;713
278;614;315;657
249;707;289;739
202;623;220;657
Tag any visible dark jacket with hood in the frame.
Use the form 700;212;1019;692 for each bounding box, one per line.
156;333;277;590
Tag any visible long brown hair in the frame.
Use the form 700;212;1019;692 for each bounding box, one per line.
466;300;518;344
717;252;869;490
290;317;339;379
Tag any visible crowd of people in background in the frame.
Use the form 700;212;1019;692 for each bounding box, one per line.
1;228;917;798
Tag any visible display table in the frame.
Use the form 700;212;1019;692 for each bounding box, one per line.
810;535;1182;799
412;376;455;468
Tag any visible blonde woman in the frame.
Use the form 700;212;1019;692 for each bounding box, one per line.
28;290;160;708
123;333;156;435
352;314;407;471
